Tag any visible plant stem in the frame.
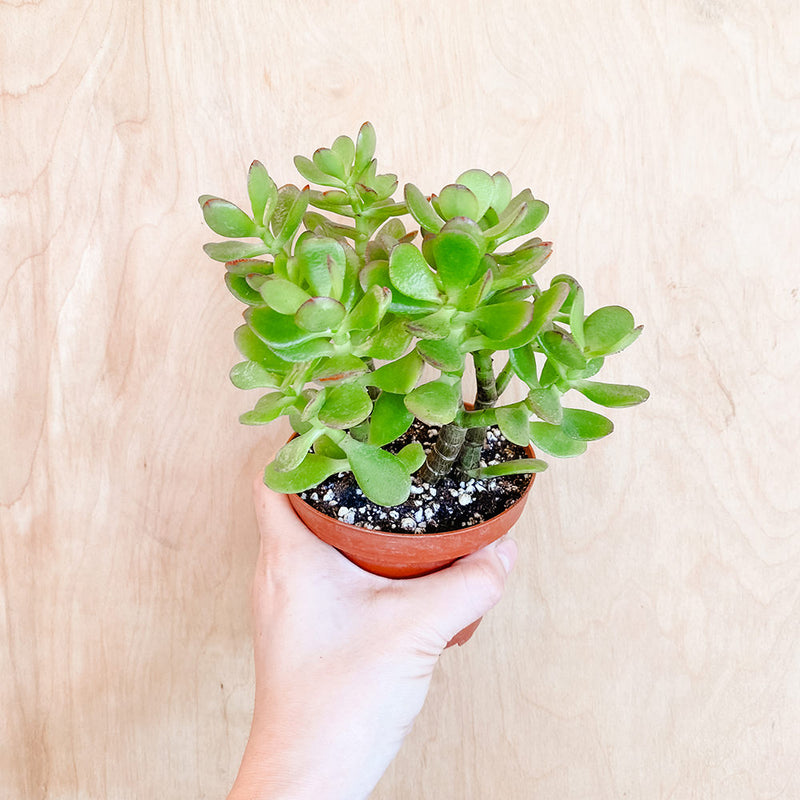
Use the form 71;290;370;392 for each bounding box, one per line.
416;412;467;485
457;351;498;475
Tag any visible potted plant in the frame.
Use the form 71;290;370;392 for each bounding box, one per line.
199;122;648;590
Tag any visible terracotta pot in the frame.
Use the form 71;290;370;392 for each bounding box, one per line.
287;444;536;647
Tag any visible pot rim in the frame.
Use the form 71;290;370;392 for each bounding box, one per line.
288;444;537;540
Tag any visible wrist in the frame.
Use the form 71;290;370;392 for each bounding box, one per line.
228;724;367;800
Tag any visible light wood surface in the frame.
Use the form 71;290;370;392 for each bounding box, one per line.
2;2;799;798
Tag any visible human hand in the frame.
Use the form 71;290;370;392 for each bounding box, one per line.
228;477;518;800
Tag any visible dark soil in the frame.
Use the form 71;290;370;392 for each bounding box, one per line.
298;420;533;534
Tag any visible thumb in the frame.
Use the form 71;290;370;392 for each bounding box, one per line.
401;538;518;648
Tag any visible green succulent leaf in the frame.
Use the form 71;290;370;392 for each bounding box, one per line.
308;189;351;211
404;183;445;233
389;243;441;302
370;173;399;200
405;308;455;340
203;240;269;262
225;273;265;306
270;338;335;363
274;429;325;472
547;274;580;312
569;285;586;349
456;169;495;219
416;337;465;372
294;297;346;332
247;161;278;226
264;453;344;494
396;441;427;474
300;388;327;422
482;193;526;240
484;189;549;246
225;258;273;276
313;435;347;460
272;186;310;245
311;354;368;382
529;422;588;457
560;408;614;440
361;317;412;360
345;285;391;331
457;268;494;312
509;344;540;388
295;235;346;299
357;158;377;187
461;325;536;353
363;350;424;394
529;281;570;335
361;259;439;315
573;380;650;408
331;135;356;170
538;358;561;388
354;122;377;176
436;184;480;220
492;242;553;289
430;226;484;294
339;243;362;308
472;301;533;339
493;237;546;269
526;386;563;424
229;361;283;390
199;196;256;238
368;392;414;446
259;277;312;314
246;306;322;348
540;330;588;370
490;172;513;213
240;392;294;425
312;147;347;182
609;325;644;354
303;211;355;239
318;384;373;428
405;380;460;426
565;357;604;381
495;402;533;446
338;437;412;506
245;273;270;292
361;201;407;224
294;154;344;188
583;306;636;356
477;458;548;478
233;325;290;371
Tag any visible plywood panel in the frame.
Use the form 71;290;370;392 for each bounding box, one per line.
2;1;798;797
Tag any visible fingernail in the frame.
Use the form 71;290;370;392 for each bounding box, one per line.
495;538;518;575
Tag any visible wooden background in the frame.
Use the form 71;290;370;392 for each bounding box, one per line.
2;1;798;797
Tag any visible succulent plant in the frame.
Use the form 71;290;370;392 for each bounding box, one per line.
200;123;649;508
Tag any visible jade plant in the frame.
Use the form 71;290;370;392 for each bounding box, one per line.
199;123;649;508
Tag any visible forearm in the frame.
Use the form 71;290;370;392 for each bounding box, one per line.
228;676;396;800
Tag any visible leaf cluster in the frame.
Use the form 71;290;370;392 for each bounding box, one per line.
200;124;649;507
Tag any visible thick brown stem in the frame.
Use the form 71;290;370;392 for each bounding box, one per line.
417;419;467;485
457;351;498;475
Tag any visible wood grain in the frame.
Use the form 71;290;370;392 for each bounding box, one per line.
2;1;799;797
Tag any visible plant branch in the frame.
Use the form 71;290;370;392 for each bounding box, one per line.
457;351;498;475
416;408;467;485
